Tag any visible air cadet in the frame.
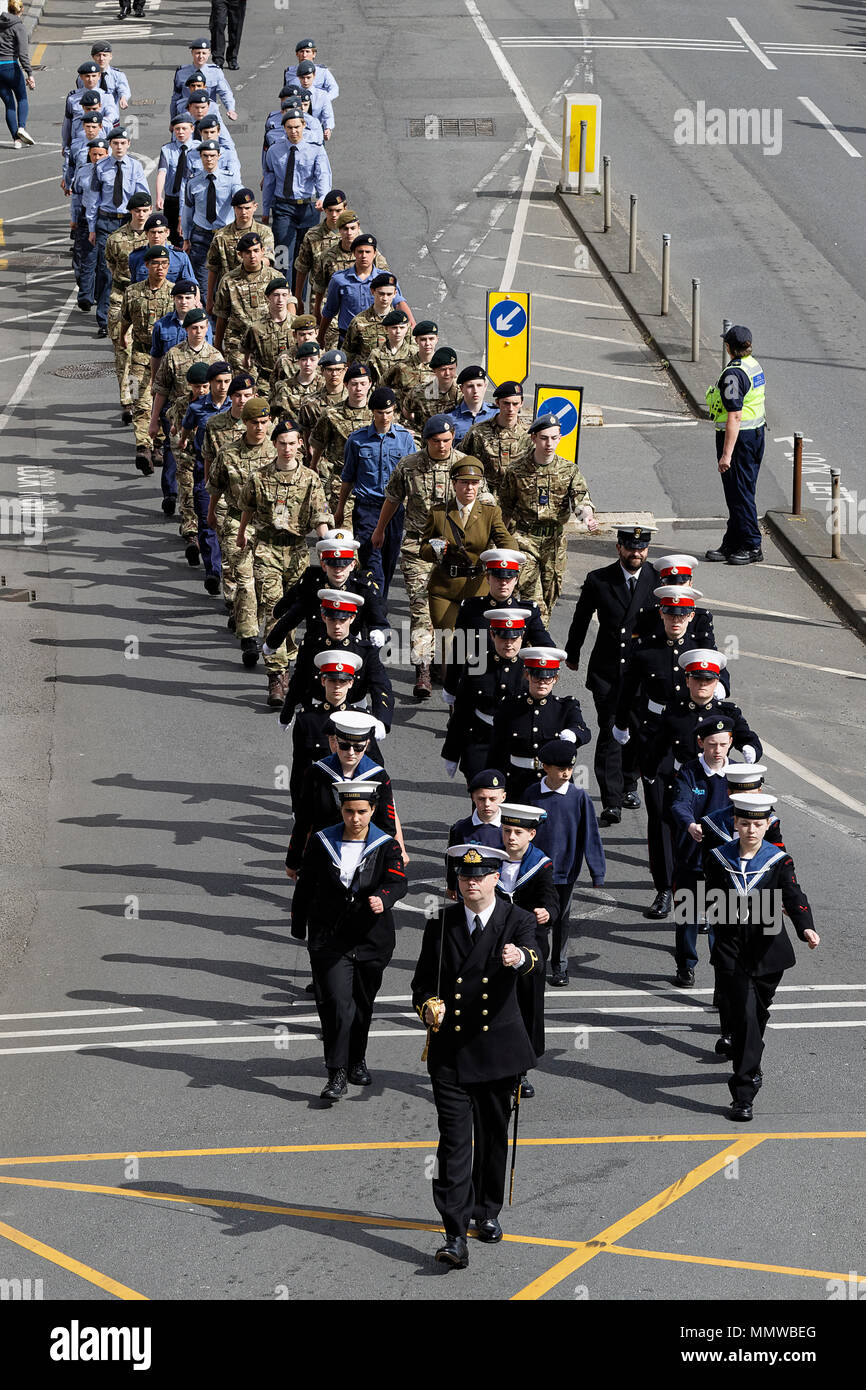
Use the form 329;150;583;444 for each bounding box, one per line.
282;590;393;734
170;37;238;120
272;340;323;419
319;234;411;346
293;187;347;314
319;214;389;306
127;212;196;285
118;246;175;474
309;361;373;523
86;126;149;337
284;40;340;102
62;64;119;152
236;418;332;705
261;111;332;275
342;273;401;363
383;319;438;419
462;380;532;499
366;309;414;387
70;138;108;322
178;358;232;586
156;115;199;244
63;109;112;197
149;307;222;513
371;414;467;698
420;459;515;633
205;188;275;316
297;347;348;439
337;386;414;597
293;60;335;139
182;141;241;302
447;365;498;445
442;610;530;785
202;371;254;608
403;345;459;434
82;42;130;110
264;531;388;657
565;524;659;827
206;396;276;666
104;196;152;421
705;325;766;565
489;649;591;800
213;231;274;369
499;413;597;624
241;277;298;399
209;0;247;71
412;843;537;1268
190;111;240;177
263;94;325;162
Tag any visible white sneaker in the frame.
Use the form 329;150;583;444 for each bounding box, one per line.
12;140;22;149
16;129;35;146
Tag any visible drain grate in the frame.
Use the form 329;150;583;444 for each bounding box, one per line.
408;116;496;138
54;363;115;379
11;255;69;271
0;587;37;602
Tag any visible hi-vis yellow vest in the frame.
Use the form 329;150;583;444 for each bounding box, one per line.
706;355;765;430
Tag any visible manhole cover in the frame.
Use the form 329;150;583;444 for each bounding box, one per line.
54;363;115;379
408;116;496;138
11;255;70;270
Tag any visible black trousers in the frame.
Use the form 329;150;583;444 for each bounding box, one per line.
642;776;674;892
517;930;549;1057
210;0;247;62
309;951;386;1070
592;692;639;808
430;1066;516;1237
717;968;782;1104
551;882;574;975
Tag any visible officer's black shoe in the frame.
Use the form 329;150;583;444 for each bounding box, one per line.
474;1218;503;1244
77;299;93;313
213;58;225;67
622;790;641;810
729;1101;753;1122
135;447;153;475
599;807;621;827
320;1068;348;1101
97;325;108;338
715;1034;733;1057
435;1235;469;1268
644;889;673;919
203;575;221;595
132;0;146;13
184;541;201;566
161;496;176;516
705;546;730;562
227;59;239;70
518;1073;534;1099
226;613;236;632
550;970;568;987
118;4;130;17
727;547;763;565
674;968;695;987
751;1068;763;1092
240;637;260;667
348;1059;371;1086
121;408;133;426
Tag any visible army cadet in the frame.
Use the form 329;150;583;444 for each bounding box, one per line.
206;396;276;666
365;308;412;388
86;126;150;337
446;365;498;445
337;386;414;598
149;307;222;512
404;345;459;434
564;524;659;827
119;247;175;475
296;347;347;439
170;36;237;121
264;532;388;656
309;360;373;523
240;277;298;399
283;590;393;735
292;780;407;1102
127;212;196;286
499;413;597;625
412;843;537;1267
462;380;532;500
371;414;466;697
420;459;515;634
236;418;332;706
284;40;339;101
271;313;318;382
489;649;591;800
272;340;323;419
318;212;388;302
293;186;346;314
102;193;151;421
182;141;242;303
164;359;211;538
496;803;559;1091
442;610;529;785
445;549;553;700
382;318;438;419
705;324;766;566
178;359;232;587
342;272;400;363
319;234;411;346
212;231;275;369
706;794;818;1121
445;770;507;897
82;41;131;110
201;371;254;607
204;187;275;314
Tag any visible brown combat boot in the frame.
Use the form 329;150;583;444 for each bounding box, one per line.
413;664;432;699
266;672;285;708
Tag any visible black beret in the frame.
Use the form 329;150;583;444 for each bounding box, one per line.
78;61;100;75
280;83;303;99
144;213;169;230
171;279;198;296
266;277;290;295
109;126;129;140
79;92;102;107
206;361;231;381
369;386;396;410
344;362;371;382
188;36;211;49
430;347;457;368
457;364;486;385
91;42;112;54
350;233;377;250
86;137;109;150
127;192;153;210
322;188;347;208
185;73;208;87
229;373;255;393
170;113;195;127
370;272;397;290
295;39;316;52
297;341;321;358
413;319;438;337
422;413;454;439
197;139;221;153
231;187;256;207
467;769;507;792
81;111;102;122
296;60;316;75
382;309;408;327
538;739;577;768
186;362;211;384
237;232;262;251
143;245;170;262
271;417;301;440
493;379;523;399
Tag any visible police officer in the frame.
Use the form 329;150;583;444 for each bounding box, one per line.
447;365;498;445
499;412;597;623
462;380;531;499
412;844;537;1267
489;649;591;800
420;459;515;633
705;324;766;565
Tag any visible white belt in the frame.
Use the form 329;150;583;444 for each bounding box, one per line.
474;708;494;726
511;754;539;769
647;699;665;715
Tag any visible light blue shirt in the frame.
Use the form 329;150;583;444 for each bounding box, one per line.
86;154;150;231
283;63;339;101
157;137;199;201
262;140;332;215
61;90;119;151
446;399;498;444
76;65;131;105
323;267;406;333
182;168;241;237
304;87;335;132
64;121;114;183
171;62;235;118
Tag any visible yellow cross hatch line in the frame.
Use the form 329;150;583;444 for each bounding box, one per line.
0;1217;147;1300
606;1244;856;1283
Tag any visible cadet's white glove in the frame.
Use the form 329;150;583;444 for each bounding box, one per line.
742;744;757;763
442;690;455;706
712;680;726;700
430;538;447;557
560;729;577;743
279;715;294;734
445;760;458;778
612;726;630;745
262;642;274;656
373;719;387;741
369;628;386;648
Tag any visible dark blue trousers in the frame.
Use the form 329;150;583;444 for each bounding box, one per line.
354;495;403;600
188;227;214;304
193;468;221;577
718;425;764;552
74;216;96;305
270;198;318;278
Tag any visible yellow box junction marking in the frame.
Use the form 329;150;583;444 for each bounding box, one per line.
0;1216;147;1300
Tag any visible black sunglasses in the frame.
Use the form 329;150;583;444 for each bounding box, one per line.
336;739;368;752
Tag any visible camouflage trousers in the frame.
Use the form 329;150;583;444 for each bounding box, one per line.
253;539;309;671
221;326;248;374
511;527;567;625
399;533;434;665
108;290;132;405
176;451;197;540
321;468;353;531
128;347;161;451
218;514;259;638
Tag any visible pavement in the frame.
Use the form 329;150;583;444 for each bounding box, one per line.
0;0;864;1329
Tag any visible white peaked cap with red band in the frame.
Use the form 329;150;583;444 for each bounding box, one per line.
656;553;698;578
484;607;532;630
318;588;364;613
678;647;727;674
654;584;703;609
317;532;359;559
522;647;568;670
481;548;526;570
314;651;363;675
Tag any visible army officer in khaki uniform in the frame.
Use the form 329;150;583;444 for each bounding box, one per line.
420;459;515;632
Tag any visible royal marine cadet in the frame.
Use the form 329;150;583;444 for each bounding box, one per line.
118;247;175;475
500;412;598;625
213;231;274;369
264;531;388;655
420;458;515;634
308;361;373;524
104;190;152;423
462;380;532;500
282;589;393;731
442;609;530;786
236;417;332;707
489;648;591;801
205;187;275;316
636;554;715;646
445;548;553;699
241;277;297;400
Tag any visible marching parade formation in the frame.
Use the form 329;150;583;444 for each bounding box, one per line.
49;24;823;1271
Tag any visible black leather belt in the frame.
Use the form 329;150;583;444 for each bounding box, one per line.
447;563;481;578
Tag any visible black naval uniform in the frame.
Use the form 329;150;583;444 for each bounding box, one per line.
286;754;396;871
489;693;591;800
265;565;388;650
445;816;504;893
411;899;538;1240
287;700;384;807
281;634;394;730
496;848;559;1057
445;594;553;696
565;561;659;810
442;654;525;784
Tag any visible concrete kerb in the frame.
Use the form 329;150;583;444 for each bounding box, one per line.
766;509;866;645
24;0;48;39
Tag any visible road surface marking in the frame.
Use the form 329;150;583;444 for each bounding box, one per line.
737;649;866;679
463;1;561;153
0;289;77;440
607;1243;854;1283
726;18;776;69
501;138;544;292
797;97;861;157
532;359;675;387
780;794;866;842
534;323;649;347
0;175;63;195
0;204;69;224
0;1006;142;1022
704;597;839;623
0;1216;147;1299
762;739;866;819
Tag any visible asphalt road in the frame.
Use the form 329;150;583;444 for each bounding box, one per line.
0;0;863;1325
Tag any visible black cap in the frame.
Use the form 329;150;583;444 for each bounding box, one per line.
266;277;291;295
144;213;169;230
198;139;221;153
295;38;316;51
382;309;408;327
78;61;100;75
457;364;486;385
430;347;457;368
91;42;112;54
296;60;317;75
183;308;208;327
446;844;509;878
467;768;507;793
369;386;396;410
422;413;454;439
413;319;438;337
229;373;255;394
370;272;397;290
206;361;231;381
171;279;198;296
237;232;262;252
539;738;578;768
80;92;102;107
143;245;170;262
186;362;211;384
271;417;301;440
351;233;377;250
127;192;153;210
616;524;656;547
722;324;752;351
231;187;256;207
493;379;523;399
322;188;347;208
344;362;371;382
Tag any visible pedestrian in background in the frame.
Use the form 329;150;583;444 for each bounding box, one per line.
0;0;35;149
209;0;247;71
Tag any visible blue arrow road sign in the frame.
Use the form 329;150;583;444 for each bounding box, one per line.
541;395;579;436
488;299;527;338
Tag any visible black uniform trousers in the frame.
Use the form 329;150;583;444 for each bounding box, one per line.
310;951;386;1070
517;930;549;1057
430;1066;516;1237
592;690;639;810
642;776;674;892
717;425;765;554
551;882;575;975
717;968;781;1104
210;0;247;64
